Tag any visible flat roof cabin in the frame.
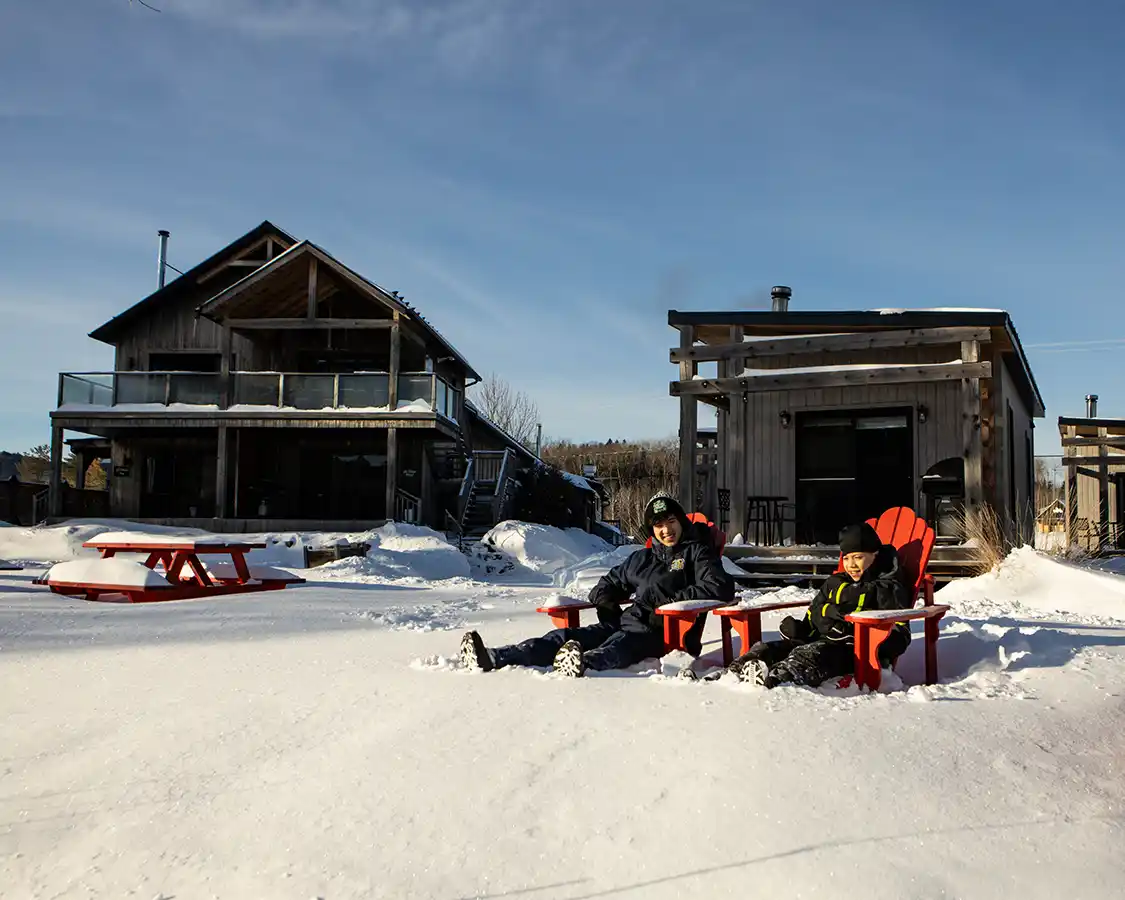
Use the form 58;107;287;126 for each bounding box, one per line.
671;290;1045;545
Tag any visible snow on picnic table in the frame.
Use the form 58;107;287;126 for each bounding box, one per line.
2;526;1125;899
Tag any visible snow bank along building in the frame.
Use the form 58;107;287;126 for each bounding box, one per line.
671;288;1044;547
48;221;594;534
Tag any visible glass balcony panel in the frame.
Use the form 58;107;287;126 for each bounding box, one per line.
283;374;335;410
60;373;114;407
397;374;433;408
233;373;281;406
116;373;167;405
168;373;222;405
337;374;389;409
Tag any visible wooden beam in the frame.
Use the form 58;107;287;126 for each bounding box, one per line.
385;427;398;520
1099;426;1111;553
727;325;747;540
962;341;984;510
307;257;318;318
671;361;992;395
227;318;395;330
48;426;64;517
1062;436;1125;449
1059;457;1125;467
388;312;401;409
987;342;1006;528
215;425;229;519
1065;453;1078;548
678;325;697;510
670;326;992;363
219;324;232;408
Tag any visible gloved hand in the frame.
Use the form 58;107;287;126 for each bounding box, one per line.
779;614;812;642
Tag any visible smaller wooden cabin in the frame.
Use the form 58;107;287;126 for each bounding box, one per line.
1060;395;1125;552
670;290;1044;545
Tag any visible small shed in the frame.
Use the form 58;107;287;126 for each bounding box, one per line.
670;289;1044;545
1059;395;1125;552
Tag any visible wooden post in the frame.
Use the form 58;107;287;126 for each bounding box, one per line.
220;324;232;408
385;427;398;520
961;340;984;512
986;342;1006;530
265;238;274;261
48;426;64;518
1098;426;1110;552
233;428;241;519
678;325;697;511
1065;427;1078;549
307;257;318;318
215;426;229;520
388;312;401;410
420;446;432;528
728;325;747;540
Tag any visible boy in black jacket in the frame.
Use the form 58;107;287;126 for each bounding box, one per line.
728;522;912;688
459;494;735;678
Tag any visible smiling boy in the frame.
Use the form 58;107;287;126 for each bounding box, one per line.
727;521;912;688
459;493;734;678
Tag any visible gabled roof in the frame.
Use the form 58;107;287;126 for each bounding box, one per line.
89;220;297;344
195;240;481;382
668;307;1045;417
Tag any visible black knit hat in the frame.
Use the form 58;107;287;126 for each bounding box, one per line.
643;493;690;536
839;522;882;554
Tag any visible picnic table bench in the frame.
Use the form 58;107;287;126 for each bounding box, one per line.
41;532;304;603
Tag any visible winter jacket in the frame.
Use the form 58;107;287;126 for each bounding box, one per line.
782;545;913;644
588;522;735;654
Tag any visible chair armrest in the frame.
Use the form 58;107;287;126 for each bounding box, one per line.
657;599;726;614
714;599;810;616
846;605;950;624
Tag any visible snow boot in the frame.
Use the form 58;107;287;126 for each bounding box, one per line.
459;631;494;672
552;640;586;678
728;657;770;686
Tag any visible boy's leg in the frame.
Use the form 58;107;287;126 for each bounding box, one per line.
732;637;802;669
770;639;854;687
582;628;664;671
877;626;911;668
492;621;617;669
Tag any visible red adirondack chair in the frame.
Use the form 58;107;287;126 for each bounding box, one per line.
538;511;730;656
841;507;949;689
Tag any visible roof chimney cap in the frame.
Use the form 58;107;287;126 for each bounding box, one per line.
1086;394;1099;417
771;285;792;312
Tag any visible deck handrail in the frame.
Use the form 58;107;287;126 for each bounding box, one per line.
56;370;451;412
492;448;516;521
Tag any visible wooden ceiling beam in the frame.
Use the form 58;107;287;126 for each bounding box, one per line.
672;326;990;363
671;361;992;395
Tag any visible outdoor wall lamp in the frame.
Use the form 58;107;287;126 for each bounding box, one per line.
918;404;929;424
779;410;792;428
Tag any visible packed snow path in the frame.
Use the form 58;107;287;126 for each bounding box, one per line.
2;535;1125;898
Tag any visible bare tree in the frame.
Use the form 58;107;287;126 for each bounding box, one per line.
472;374;540;448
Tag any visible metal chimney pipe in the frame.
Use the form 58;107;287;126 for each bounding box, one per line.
1086;394;1099;418
157;229;170;289
770;285;792;313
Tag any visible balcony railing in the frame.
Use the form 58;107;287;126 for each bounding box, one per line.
57;371;461;418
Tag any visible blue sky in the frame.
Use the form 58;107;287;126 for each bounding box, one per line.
2;0;1123;457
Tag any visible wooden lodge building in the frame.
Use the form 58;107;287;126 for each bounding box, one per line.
1059;394;1125;553
671;288;1045;546
47;221;563;533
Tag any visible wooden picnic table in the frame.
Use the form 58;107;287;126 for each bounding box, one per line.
42;532;303;603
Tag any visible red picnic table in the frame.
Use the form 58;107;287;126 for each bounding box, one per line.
41;532;304;603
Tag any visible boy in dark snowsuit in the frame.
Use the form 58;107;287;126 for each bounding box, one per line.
459;494;735;678
728;522;912;688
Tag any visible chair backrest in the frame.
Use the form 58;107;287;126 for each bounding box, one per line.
835;507;935;603
645;512;727;554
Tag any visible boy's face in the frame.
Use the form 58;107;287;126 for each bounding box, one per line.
652;515;683;547
842;550;877;581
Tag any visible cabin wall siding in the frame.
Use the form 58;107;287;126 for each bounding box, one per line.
722;380;964;512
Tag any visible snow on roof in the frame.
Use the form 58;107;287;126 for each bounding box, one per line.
871;307;1006;314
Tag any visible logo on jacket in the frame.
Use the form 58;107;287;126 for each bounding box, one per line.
670;558;684;571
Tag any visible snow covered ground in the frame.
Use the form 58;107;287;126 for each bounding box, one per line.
3;522;1125;898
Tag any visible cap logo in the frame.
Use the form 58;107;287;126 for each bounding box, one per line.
653;499;668;515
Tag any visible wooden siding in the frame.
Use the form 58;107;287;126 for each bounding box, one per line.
725;380;963;507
